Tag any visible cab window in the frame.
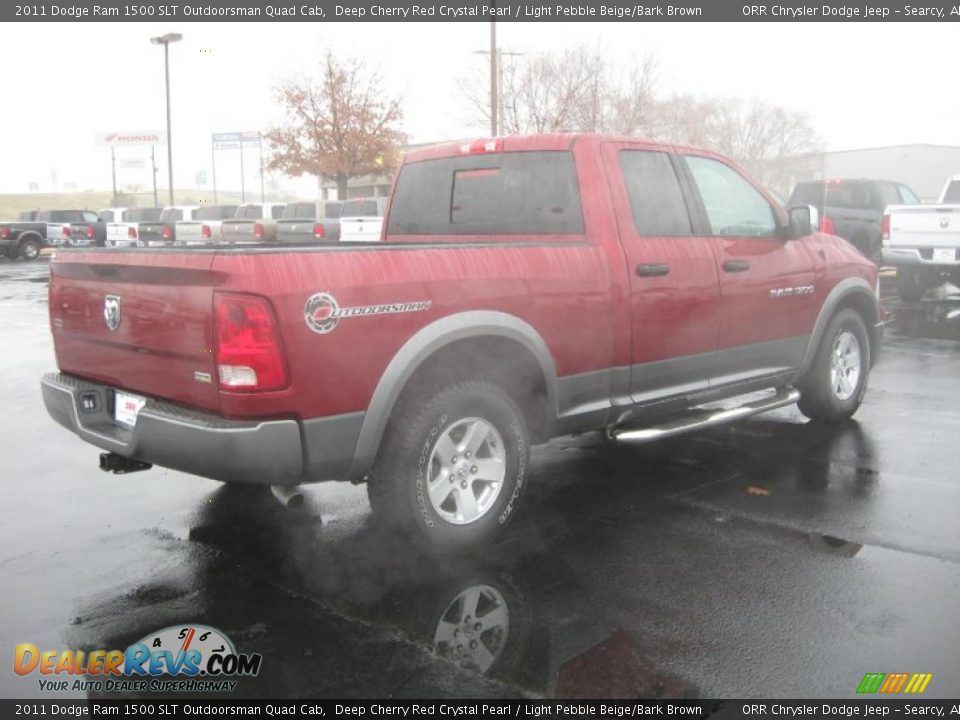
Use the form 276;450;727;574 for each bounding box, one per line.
684;156;777;237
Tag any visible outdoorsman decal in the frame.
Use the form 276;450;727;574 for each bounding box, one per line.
304;291;432;334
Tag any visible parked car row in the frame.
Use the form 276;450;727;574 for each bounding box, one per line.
1;209;99;260
58;199;387;249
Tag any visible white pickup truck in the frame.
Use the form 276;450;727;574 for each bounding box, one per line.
174;204;239;246
338;197;388;242
883;176;960;301
105;207;164;248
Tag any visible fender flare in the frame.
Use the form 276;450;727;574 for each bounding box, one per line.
346;310;558;482
797;277;879;377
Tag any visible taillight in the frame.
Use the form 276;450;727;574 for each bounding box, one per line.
161;225;172;240
254;222;264;239
881;213;890;241
63;227;72;238
0;227;8;238
201;224;212;239
85;226;95;239
312;223;326;239
820;215;836;235
214;293;288;392
127;226;137;239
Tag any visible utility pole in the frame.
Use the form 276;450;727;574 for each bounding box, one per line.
489;21;497;135
150;33;182;206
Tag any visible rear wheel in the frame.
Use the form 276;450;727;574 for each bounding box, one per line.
896;267;929;303
798;309;871;422
19;237;41;260
368;380;529;548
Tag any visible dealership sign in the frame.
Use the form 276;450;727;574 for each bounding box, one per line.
96;131;167;147
212;131;261;149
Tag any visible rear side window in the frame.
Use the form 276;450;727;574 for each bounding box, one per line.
388;151;584;236
943;181;960;204
685;155;777;238
619;150;692;236
161;208;183;223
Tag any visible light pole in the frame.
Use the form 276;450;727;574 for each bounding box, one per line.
150;32;182;207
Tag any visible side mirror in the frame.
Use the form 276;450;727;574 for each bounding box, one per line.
787;204;820;239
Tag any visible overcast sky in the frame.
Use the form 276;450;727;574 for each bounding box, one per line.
2;21;958;198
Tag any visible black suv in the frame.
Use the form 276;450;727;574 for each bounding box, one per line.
789;179;920;263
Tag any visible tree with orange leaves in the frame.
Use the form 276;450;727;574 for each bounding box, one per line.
265;52;405;199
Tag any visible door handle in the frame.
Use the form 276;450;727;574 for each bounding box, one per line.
723;259;751;273
636;263;670;277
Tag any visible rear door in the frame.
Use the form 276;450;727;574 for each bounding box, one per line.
602;143;722;403
680;153;820;386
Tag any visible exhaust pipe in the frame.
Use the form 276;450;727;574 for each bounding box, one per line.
99;452;152;474
270;484;305;508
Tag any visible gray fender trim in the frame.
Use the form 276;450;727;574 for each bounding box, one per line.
796;277;878;377
345;311;558;482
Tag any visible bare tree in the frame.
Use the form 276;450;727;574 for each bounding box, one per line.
265;52;406;199
461;45;660;136
651;95;820;191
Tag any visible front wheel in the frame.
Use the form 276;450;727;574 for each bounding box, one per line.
368;380;530;548
798;309;871;422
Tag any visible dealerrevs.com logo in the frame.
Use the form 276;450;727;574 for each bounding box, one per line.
14;624;262;693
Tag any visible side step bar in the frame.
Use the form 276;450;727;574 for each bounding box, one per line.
609;388;801;443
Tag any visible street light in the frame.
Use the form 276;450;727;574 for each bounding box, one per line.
150;32;182;207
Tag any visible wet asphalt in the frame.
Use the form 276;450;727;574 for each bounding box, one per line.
1;257;958;701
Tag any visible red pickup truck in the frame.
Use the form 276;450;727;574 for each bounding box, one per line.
41;134;882;547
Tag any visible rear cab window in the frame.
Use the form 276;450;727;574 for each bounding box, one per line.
161;208;183;223
195;205;239;221
237;205;263;220
283;203;317;219
387;150;584;237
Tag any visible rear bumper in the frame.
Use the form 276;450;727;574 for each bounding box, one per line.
882;247;960;267
41;373;361;486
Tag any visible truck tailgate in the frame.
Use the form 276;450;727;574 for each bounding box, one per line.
887;205;960;248
49;251;222;413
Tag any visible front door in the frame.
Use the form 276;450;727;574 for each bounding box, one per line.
679;153;821;387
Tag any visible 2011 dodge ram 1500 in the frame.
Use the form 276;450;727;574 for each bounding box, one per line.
41;134;883;547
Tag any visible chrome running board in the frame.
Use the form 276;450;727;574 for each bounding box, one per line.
609;388;801;443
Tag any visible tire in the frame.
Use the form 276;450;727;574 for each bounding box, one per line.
368;380;530;548
798;309;871;422
896;267;927;303
19;237;41;261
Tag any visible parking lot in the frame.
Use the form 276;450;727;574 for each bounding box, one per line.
2;256;958;700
